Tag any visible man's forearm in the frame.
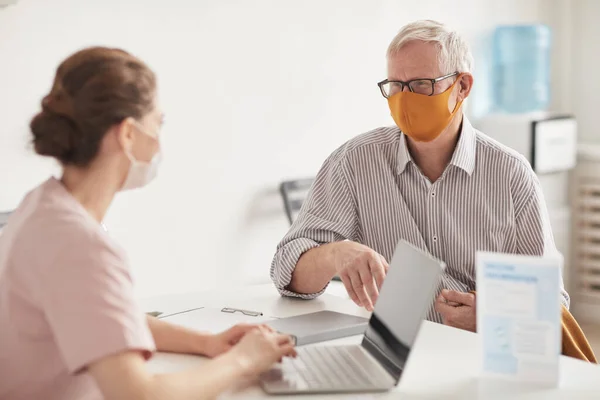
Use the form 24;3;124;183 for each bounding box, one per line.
287;243;338;294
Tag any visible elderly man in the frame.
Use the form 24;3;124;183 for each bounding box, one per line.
270;20;569;332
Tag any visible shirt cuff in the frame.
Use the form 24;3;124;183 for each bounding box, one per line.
271;237;328;299
69;327;155;374
561;290;571;310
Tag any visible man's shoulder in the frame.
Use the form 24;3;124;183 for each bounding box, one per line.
473;129;539;199
330;126;401;163
474;128;532;173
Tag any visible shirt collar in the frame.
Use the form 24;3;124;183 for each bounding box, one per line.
397;133;412;175
449;117;477;176
396;117;477;176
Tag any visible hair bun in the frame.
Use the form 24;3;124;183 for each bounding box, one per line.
30;109;79;164
42;90;75;118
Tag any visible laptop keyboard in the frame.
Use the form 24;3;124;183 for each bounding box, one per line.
281;345;386;390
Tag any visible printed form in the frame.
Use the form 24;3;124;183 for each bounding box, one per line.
476;252;561;386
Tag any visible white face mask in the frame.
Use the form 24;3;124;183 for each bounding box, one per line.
121;121;162;191
121;150;162;191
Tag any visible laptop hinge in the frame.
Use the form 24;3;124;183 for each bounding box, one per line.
361;335;403;381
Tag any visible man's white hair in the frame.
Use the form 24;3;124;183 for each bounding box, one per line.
387;20;474;74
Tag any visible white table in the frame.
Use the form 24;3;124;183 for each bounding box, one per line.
140;282;600;399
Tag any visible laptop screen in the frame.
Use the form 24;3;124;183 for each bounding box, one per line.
361;240;445;381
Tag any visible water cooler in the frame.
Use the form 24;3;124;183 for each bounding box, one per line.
475;113;577;292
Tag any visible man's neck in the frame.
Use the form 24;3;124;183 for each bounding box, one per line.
407;114;463;183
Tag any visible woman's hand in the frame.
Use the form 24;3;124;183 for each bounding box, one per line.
225;325;296;377
202;324;257;358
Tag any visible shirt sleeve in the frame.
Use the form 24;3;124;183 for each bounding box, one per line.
37;227;155;374
271;149;359;298
512;161;571;309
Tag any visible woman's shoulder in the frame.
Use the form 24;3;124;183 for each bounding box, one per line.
5;178;127;273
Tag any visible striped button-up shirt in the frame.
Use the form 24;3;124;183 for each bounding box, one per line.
271;118;569;323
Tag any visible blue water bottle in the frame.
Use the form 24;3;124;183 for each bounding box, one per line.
492;24;551;113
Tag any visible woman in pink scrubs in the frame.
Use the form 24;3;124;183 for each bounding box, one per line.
0;47;295;400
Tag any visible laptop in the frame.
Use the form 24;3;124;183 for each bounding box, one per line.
266;310;369;346
259;240;446;395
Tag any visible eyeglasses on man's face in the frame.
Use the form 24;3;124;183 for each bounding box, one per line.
377;72;459;98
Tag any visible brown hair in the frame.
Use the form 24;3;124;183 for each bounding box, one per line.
30;47;156;167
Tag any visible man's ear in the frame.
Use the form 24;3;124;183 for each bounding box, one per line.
458;73;474;101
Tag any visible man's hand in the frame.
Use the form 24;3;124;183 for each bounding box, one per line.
202;323;258;358
332;241;389;311
434;289;476;332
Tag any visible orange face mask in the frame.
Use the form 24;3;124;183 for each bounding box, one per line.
387;77;463;142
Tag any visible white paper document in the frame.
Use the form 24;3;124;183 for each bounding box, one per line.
161;307;276;334
476;252;561;386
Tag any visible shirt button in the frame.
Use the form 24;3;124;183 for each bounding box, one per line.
433;236;438;242
431;192;436;197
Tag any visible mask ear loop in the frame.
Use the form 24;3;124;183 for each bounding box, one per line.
132;120;160;140
449;74;465;114
126;120;159;165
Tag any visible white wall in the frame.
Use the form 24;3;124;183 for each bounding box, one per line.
539;0;573;114
571;0;600;143
0;0;552;298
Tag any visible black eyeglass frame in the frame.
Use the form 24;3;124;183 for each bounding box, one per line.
377;72;459;98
